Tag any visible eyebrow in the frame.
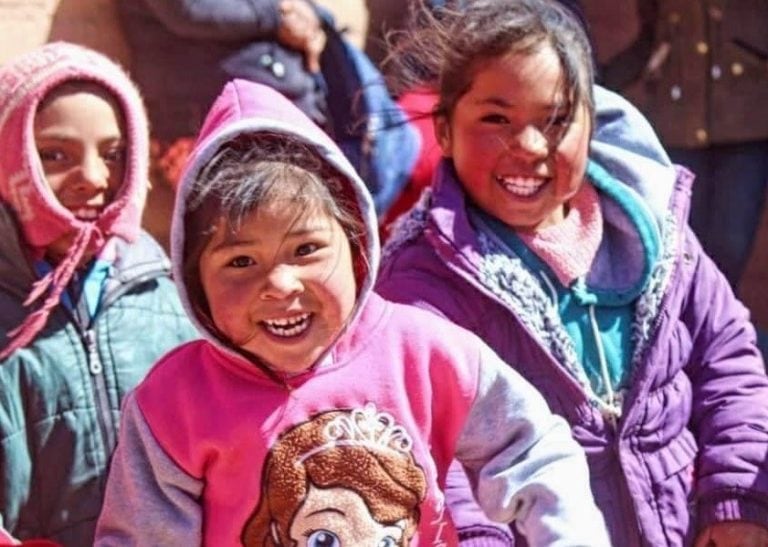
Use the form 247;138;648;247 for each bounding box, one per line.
207;224;331;254
475;96;568;112
306;507;346;518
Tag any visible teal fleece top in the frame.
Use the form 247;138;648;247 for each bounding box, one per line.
472;160;660;399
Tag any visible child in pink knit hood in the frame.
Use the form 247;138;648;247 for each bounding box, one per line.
0;42;196;546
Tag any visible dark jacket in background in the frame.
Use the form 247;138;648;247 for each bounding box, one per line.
601;0;768;148
118;0;327;141
118;0;419;215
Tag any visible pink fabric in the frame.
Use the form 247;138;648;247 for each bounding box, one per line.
517;182;603;287
136;294;476;546
0;42;149;358
397;89;441;192
0;524;17;545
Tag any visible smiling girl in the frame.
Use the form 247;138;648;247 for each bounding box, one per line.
0;42;196;545
378;1;768;545
94;79;610;546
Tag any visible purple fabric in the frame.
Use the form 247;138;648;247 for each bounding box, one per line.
377;167;768;546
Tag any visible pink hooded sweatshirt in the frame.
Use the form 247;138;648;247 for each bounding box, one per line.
94;80;610;546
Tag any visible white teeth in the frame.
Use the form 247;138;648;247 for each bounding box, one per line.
74;208;99;220
496;175;546;197
263;313;311;337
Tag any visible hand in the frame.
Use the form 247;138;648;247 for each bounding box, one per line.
278;0;326;73
695;522;768;547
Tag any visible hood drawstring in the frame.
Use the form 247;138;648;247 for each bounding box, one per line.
0;224;100;359
540;269;622;425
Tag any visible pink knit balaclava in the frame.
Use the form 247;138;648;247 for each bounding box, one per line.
0;42;149;359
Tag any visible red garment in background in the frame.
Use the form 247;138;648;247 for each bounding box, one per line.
381;90;442;237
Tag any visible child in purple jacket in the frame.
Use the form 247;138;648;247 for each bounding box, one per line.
378;0;768;545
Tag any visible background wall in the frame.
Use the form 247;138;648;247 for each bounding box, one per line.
0;0;130;65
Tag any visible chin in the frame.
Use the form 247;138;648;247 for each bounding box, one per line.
275;359;315;375
254;350;316;374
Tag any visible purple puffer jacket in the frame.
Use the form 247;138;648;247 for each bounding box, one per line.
377;160;768;545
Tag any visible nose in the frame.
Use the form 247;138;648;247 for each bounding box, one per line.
78;151;109;190
259;264;303;300
508;125;549;160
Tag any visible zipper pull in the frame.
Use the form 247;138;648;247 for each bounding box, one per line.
84;329;103;375
602;406;620;429
601;392;624;429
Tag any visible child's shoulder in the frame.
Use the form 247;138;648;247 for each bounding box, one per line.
135;338;209;390
372;293;486;353
115;230;170;270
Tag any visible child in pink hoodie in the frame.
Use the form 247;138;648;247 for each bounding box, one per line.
94;79;610;546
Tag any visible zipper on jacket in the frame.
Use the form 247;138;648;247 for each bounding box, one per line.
82;268;169;457
83;328;117;456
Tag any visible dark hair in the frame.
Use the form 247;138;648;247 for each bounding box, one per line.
183;132;368;333
386;0;595;124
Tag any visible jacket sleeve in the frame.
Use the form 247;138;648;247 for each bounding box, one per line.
444;461;516;546
138;0;283;41
682;230;768;530
94;393;203;546
454;344;611;546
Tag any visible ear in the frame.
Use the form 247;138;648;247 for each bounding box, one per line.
433;115;453;158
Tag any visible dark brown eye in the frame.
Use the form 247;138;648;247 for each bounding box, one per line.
38;148;68;162
296;242;320;257
103;144;126;163
228;255;254;268
481;114;509;124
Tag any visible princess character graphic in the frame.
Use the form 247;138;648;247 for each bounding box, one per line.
242;404;428;546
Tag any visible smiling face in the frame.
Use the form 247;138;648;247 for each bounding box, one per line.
435;43;591;232
198;200;357;374
34;84;126;261
34;84;126;220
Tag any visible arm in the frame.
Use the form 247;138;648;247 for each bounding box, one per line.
682;231;768;536
455;345;610;546
94;394;203;546
0;441;31;542
444;461;515;546
379;253;515;545
138;0;283;41
140;0;326;71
